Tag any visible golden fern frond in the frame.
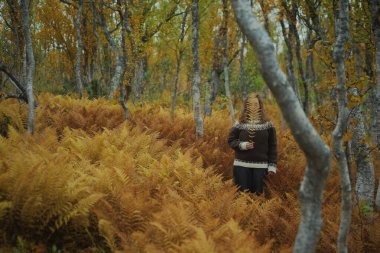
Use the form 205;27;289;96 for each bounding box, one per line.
98;218;120;251
0;201;12;221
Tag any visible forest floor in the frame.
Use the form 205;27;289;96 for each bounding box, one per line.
0;93;379;252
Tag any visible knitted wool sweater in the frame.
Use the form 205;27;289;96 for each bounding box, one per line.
227;121;277;173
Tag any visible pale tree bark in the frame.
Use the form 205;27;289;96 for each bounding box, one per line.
98;0;123;100
222;0;234;123
232;1;331;252
192;0;204;137
171;10;188;120
332;0;351;252
351;27;375;213
75;0;84;98
351;88;375;210
370;0;380;150
119;0;129;120
21;0;35;134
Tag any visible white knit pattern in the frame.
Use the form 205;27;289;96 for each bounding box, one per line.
233;121;273;131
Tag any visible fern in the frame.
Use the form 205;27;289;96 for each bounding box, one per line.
0;94;377;252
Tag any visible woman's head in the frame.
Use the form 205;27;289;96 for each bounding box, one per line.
239;93;269;123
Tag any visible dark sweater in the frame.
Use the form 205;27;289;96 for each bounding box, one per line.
227;121;277;167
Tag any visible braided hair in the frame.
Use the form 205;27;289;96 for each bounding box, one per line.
238;93;269;141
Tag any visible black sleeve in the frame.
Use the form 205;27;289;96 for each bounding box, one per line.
268;126;277;166
227;126;241;151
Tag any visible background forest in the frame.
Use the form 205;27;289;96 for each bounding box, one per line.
0;0;379;252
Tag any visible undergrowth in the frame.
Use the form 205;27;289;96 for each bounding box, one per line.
0;93;379;252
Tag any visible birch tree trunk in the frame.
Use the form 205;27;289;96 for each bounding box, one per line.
369;1;380;151
351;34;376;212
192;0;204;137
222;0;234;123
74;0;84;98
171;11;188;120
99;1;123;100
232;1;331;252
332;0;352;252
21;0;35;134
351;88;375;210
119;0;129;120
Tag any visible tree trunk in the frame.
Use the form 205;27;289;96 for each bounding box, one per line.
74;0;84;98
0;72;3;91
239;33;247;100
332;0;352;252
160;66;167;94
351;89;375;210
92;1;103;94
280;16;301;102
21;47;27;87
0;61;28;103
258;0;270;36
376;178;380;211
133;57;144;102
351;43;376;212
363;43;375;138
222;0;234;122
370;0;380;152
21;0;35;134
305;30;314;114
99;1;123;100
288;1;309;115
171;10;188;120
5;0;25;86
119;0;129;120
232;1;331;252
204;32;222;117
192;0;204;137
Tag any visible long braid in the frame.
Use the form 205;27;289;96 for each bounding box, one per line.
243;93;262;142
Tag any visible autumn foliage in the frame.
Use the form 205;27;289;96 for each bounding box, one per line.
0;94;379;252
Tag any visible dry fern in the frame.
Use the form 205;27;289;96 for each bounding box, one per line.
0;94;377;252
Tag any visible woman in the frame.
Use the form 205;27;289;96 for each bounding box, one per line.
227;93;277;195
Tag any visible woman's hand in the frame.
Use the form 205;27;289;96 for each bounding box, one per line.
246;142;254;149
